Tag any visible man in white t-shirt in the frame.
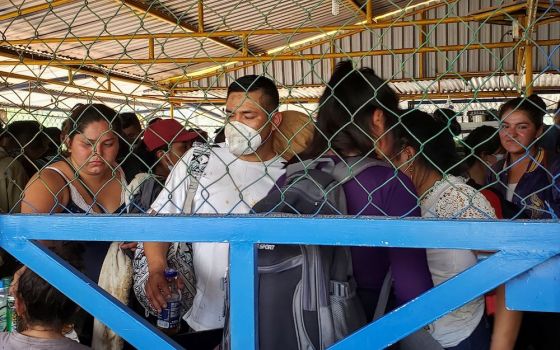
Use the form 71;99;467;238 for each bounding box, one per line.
143;75;286;331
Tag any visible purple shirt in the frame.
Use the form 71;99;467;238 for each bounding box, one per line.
343;163;432;305
273;157;433;307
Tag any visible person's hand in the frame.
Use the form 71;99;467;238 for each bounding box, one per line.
144;266;185;312
120;242;138;252
145;267;170;312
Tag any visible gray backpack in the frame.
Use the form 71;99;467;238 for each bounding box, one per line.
251;157;387;350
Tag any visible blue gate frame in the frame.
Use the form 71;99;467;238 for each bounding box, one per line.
1;215;559;349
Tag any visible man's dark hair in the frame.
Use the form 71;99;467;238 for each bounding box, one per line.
17;268;80;330
227;75;280;114
1;120;46;156
119;112;142;131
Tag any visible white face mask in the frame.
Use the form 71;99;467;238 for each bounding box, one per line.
164;154;174;172
225;121;269;156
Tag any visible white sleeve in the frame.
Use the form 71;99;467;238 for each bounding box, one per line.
150;148;194;214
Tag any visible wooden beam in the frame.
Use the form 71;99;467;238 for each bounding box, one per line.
0;0;76;21
118;0;240;52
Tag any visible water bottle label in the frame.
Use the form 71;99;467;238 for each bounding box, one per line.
157;300;181;329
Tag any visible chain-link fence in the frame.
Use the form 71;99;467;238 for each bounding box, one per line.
1;0;559;349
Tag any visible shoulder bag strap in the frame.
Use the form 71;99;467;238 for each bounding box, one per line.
182;143;212;213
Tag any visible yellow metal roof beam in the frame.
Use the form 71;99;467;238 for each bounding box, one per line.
1;2;528;46
0;48;159;88
165;29;363;86
157;90;532;106
3;39;558;66
118;0;241;52
163;0;455;85
0;0;77;21
0;70;166;103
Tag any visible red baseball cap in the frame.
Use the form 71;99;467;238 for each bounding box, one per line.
143;119;199;151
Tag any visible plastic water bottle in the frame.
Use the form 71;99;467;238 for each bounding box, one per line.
157;268;181;334
7;295;15;332
0;280;7;332
1;277;15;332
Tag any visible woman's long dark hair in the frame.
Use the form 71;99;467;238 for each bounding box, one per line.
301;60;400;159
396;109;463;176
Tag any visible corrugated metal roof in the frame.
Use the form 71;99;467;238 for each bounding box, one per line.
182;0;560;88
0;0;559;105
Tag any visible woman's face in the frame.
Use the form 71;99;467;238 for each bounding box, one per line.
499;109;542;155
68;120;119;175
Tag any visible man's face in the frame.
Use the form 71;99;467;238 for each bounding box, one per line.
225;91;272;137
166;141;191;165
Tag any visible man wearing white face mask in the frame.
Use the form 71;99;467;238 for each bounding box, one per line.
143;75;285;333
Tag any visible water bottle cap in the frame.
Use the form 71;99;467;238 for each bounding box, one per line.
164;267;178;278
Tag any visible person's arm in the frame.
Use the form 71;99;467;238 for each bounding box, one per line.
143;241;173;311
490;284;522;350
384;170;434;303
20;168;68;248
20;169;66;214
142;150;192;311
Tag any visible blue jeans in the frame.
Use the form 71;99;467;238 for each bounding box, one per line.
446;316;491;350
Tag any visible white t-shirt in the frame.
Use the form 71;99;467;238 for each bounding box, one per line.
506;183;518;202
421;175;496;348
151;144;286;331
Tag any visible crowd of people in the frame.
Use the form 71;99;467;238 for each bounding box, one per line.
0;60;559;350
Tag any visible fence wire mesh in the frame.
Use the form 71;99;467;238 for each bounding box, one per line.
0;0;559;348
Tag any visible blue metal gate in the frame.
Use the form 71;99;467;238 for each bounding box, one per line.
1;215;559;349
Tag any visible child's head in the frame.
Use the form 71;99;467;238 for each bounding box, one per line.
15;268;79;331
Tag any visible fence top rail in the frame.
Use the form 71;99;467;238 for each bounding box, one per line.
1;215;559;252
